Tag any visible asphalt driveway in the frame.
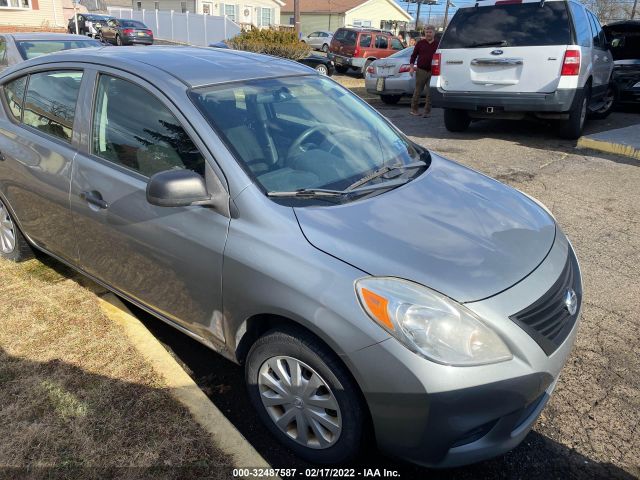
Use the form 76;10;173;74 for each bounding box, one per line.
136;102;640;479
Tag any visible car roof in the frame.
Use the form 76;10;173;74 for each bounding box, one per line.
7;45;313;88
5;32;96;41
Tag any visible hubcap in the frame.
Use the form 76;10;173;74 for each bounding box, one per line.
317;65;328;76
0;199;16;254
258;356;342;449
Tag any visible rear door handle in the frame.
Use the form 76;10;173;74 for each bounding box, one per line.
80;190;109;209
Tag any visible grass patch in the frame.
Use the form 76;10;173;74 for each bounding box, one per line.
0;256;233;479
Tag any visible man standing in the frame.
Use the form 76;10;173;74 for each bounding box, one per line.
409;26;439;117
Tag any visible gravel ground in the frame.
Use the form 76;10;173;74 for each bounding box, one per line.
137;78;640;479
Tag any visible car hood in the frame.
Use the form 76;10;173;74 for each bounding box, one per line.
294;154;556;303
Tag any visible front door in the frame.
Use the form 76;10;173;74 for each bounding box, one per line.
70;70;229;345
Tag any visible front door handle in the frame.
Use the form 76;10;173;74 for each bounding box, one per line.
80;190;109;209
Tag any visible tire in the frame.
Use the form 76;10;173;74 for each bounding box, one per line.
558;87;589;140
116;34;123;46
361;59;373;79
315;64;329;76
589;84;616;120
322;43;329;53
335;65;349;74
246;328;365;464
380;95;402;105
444;108;471;132
0;198;33;262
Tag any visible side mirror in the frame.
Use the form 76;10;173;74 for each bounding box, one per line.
146;169;212;208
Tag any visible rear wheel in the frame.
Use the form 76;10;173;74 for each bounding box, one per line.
335;65;349;74
116;34;123;46
558;87;589;139
246;328;365;464
380;95;401;105
0;198;33;262
444;109;471;132
322;43;329;53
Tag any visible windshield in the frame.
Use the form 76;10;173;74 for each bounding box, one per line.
191;75;425;197
440;2;571;49
389;47;413;58
16;40;102;60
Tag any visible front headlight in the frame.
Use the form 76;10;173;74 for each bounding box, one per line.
355;277;512;366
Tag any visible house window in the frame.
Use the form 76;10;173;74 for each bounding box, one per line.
136;1;141;10
353;19;371;27
259;7;272;27
224;4;236;21
180;1;186;12
0;0;30;9
154;1;158;9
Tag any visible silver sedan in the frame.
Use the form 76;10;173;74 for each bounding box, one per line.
302;30;333;52
364;46;424;105
0;33;102;73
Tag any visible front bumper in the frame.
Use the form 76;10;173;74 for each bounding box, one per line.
430;86;579;113
343;229;582;468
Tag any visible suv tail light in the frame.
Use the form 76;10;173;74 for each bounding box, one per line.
354;46;361;57
399;64;412;73
123;28;135;35
561;49;580;76
431;53;441;76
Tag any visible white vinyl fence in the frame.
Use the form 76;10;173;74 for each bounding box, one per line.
108;8;241;46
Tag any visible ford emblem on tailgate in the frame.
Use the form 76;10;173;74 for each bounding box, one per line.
491;49;504;56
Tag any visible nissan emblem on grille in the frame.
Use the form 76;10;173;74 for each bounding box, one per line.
564;289;578;315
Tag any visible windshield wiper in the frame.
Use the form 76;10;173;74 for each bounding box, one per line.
267;176;416;199
345;160;426;191
464;40;509;48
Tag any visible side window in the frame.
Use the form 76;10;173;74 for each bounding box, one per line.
0;38;6;66
375;35;388;49
359;34;372;48
587;12;602;48
569;3;592;47
23;71;83;143
92;75;205;177
3;76;27;121
391;38;404;50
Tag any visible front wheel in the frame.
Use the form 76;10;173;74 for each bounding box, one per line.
315;64;329;76
444;108;471;132
0;198;33;262
246;328;365;464
558;87;589;139
380;95;402;105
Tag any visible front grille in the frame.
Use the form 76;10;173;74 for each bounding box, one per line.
510;251;582;355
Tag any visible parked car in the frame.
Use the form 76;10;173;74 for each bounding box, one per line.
0;33;102;72
302;31;333;53
297;54;335;76
0;46;582;468
67;13;115;38
328;27;405;77
365;46;418;104
431;0;614;138
98;18;154;46
603;20;640;106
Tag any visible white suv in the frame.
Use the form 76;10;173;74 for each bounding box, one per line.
430;0;614;139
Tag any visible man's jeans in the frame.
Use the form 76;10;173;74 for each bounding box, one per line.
411;68;432;113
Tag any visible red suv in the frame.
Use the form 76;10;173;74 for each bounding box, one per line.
329;27;405;76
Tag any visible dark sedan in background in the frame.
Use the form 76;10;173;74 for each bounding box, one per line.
604;20;640;106
98;18;154;46
0;33;101;72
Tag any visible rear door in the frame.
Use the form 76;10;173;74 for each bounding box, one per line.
70;69;229;345
437;1;573;93
0;68;85;263
586;10;613;94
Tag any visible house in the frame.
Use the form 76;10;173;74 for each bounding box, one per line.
280;0;412;36
132;0;283;26
0;0;67;31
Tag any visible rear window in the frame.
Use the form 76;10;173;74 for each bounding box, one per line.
16;39;102;60
120;20;146;28
333;29;357;45
440;2;572;49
